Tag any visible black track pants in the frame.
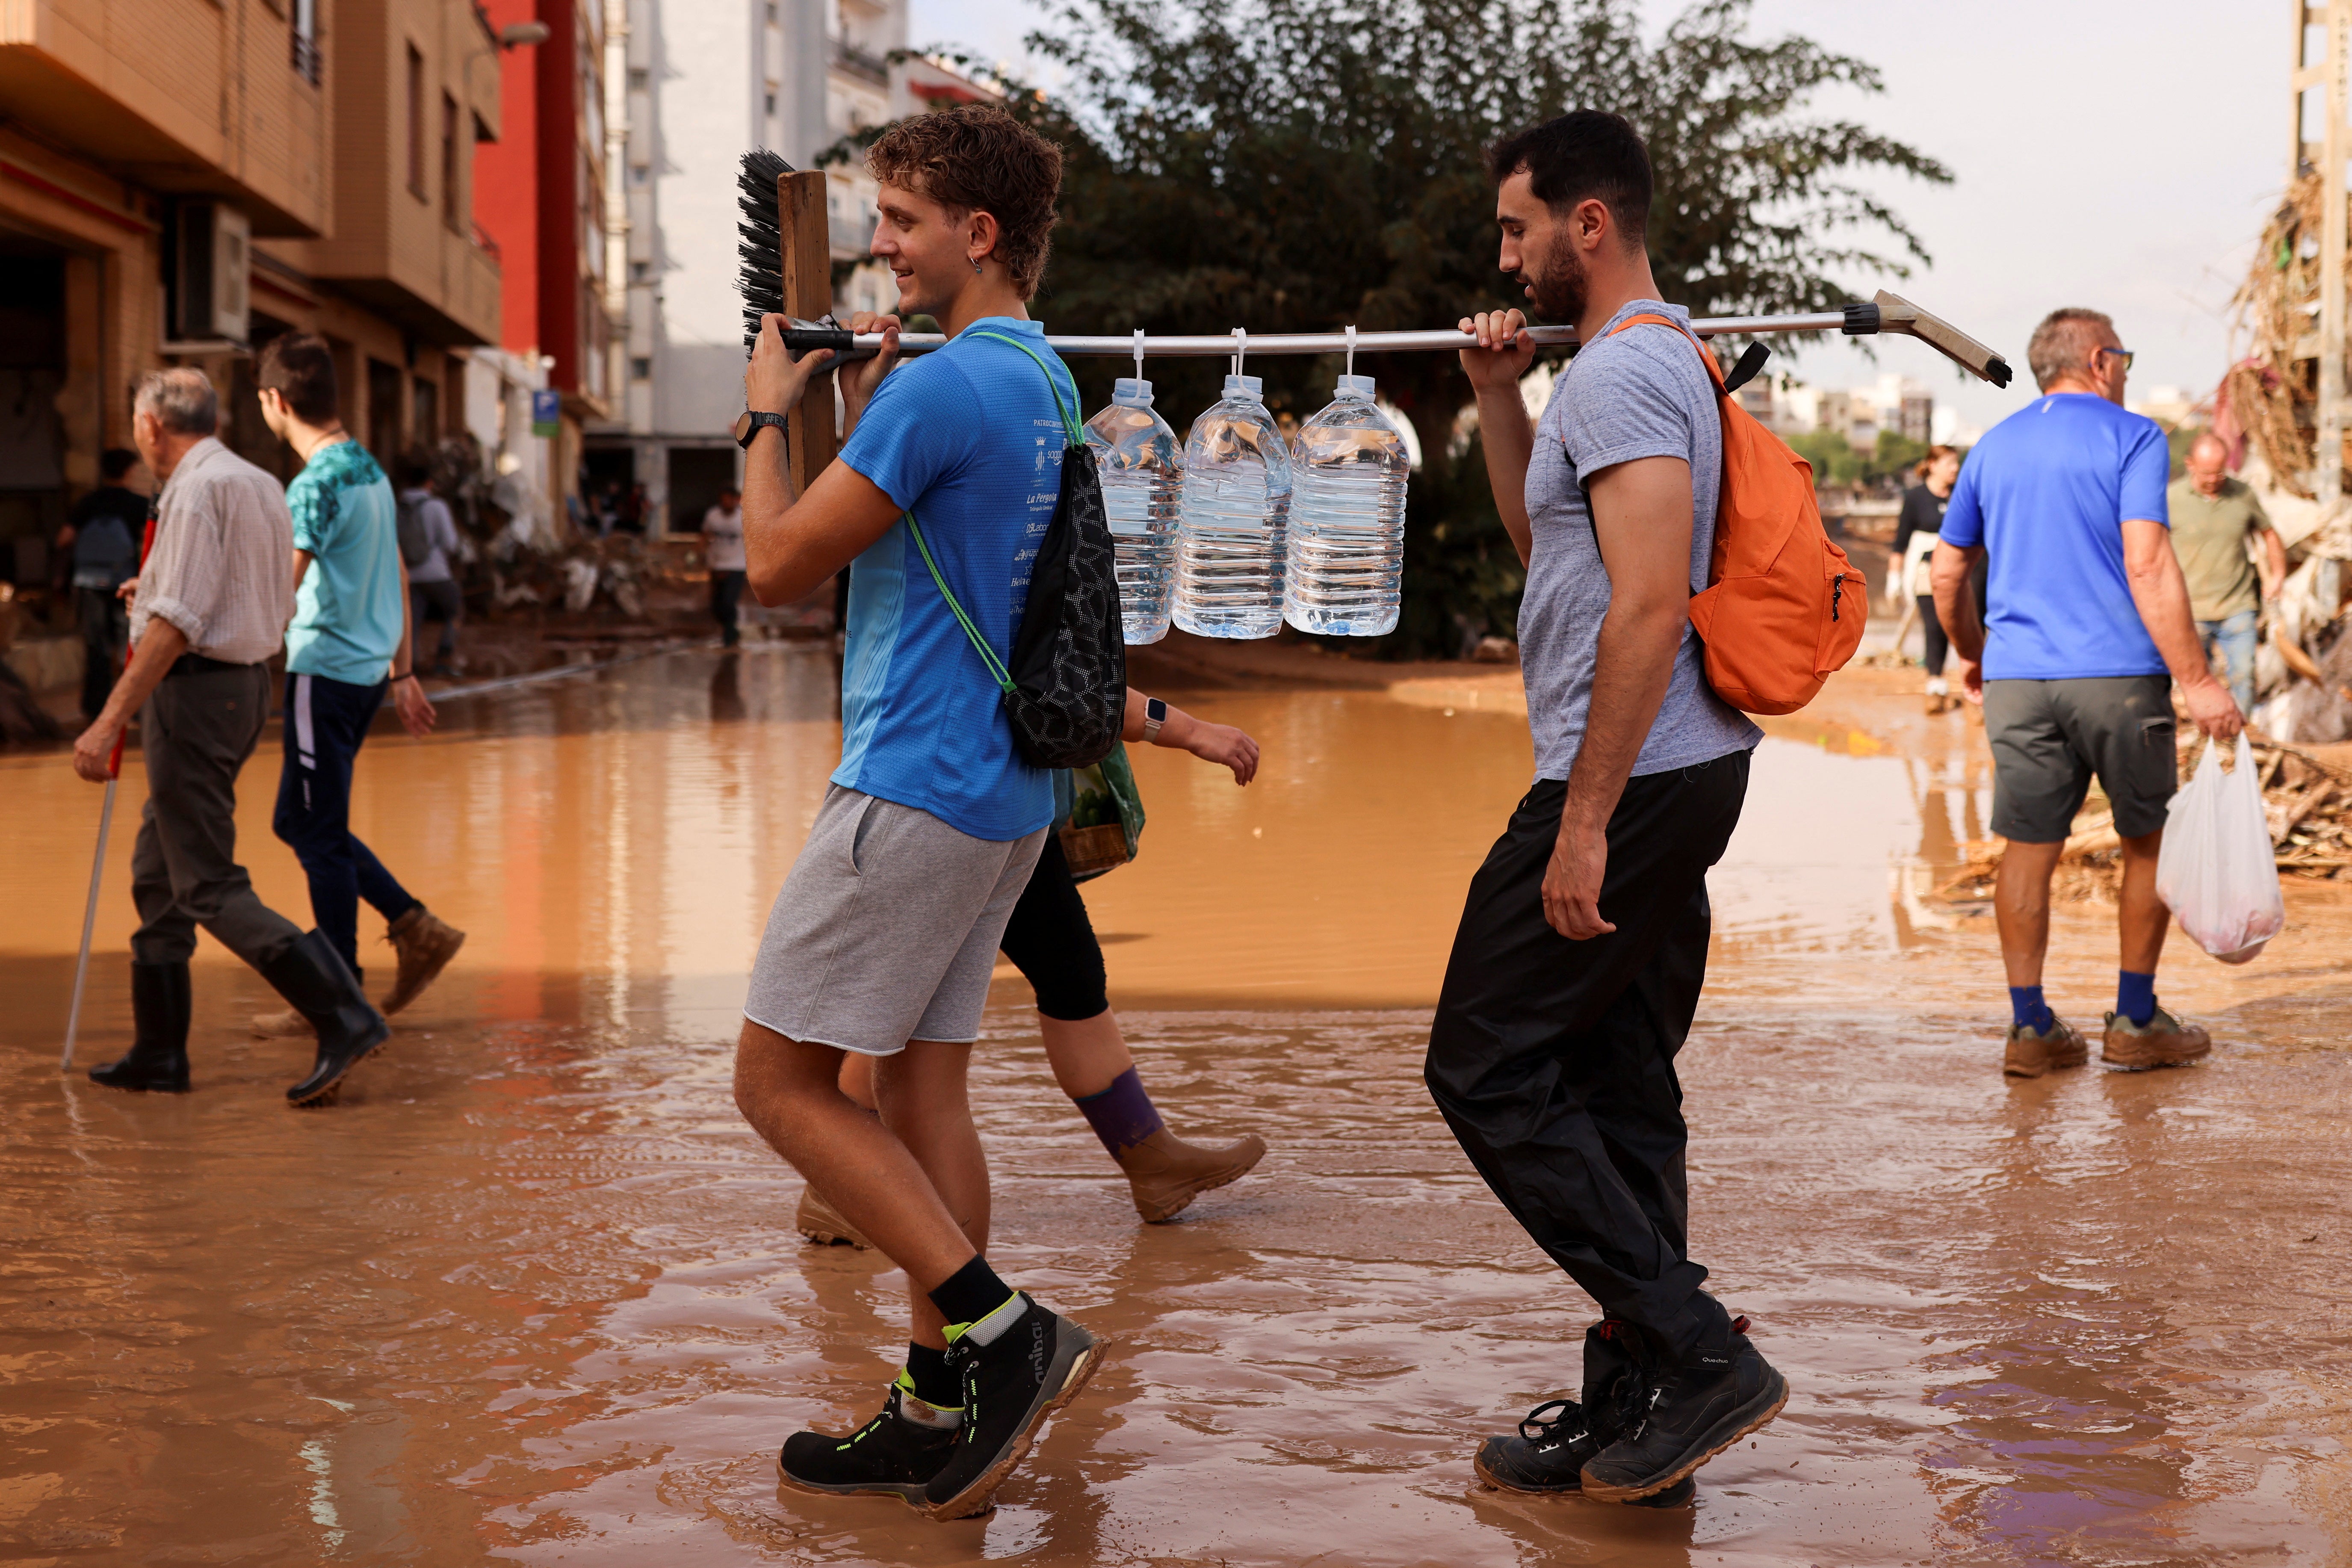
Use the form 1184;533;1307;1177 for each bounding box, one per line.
1424;750;1749;1362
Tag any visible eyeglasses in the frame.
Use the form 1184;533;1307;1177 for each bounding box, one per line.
2098;347;2136;372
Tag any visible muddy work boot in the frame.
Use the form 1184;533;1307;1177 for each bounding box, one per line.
378;905;466;1018
89;961;192;1094
2101;1006;2212;1071
1115;1128;1268;1223
922;1295;1101;1520
1474;1320;1695;1507
259;931;391;1107
1579;1317;1788;1504
2003;1014;2089;1078
249;1006;313;1040
796;1184;873;1250
778;1379;959;1503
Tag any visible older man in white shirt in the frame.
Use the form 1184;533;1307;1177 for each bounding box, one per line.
71;368;389;1106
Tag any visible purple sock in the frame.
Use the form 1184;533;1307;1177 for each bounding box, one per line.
1073;1067;1164;1156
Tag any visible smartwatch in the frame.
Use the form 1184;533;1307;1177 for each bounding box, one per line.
1141;696;1167;744
733;409;786;449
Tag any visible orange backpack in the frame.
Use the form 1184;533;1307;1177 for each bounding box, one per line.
1606;314;1867;716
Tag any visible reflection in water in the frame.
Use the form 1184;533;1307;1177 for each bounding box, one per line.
1;647;2348;1564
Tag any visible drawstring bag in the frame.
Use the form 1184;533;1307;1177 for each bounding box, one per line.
1056;745;1146;882
907;328;1126;770
2155;734;2285;964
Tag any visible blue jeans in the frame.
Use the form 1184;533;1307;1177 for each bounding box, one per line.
2196;609;2259;714
273;672;421;982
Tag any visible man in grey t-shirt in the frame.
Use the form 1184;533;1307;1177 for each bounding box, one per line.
1423;110;1783;1508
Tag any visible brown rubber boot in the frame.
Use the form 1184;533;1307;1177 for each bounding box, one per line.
250;1007;313;1039
2002;1014;2088;1078
379;906;466;1017
2101;1006;2212;1070
1115;1128;1268;1223
796;1184;872;1249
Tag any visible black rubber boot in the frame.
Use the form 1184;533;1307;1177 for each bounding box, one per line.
259;930;390;1107
89;961;192;1093
1472;1319;1696;1507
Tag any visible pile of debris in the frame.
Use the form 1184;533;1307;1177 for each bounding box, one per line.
1936;735;2352;904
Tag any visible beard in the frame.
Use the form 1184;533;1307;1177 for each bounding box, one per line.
1525;244;1588;323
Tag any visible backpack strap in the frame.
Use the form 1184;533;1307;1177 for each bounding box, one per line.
1604;312;1728;393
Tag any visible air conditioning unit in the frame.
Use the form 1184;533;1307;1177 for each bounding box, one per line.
168;201;251;344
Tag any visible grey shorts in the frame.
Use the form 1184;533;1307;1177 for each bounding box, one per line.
1983;675;2177;842
744;786;1046;1055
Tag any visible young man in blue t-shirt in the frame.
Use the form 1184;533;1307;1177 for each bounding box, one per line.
251;334;468;1104
727;104;1101;1521
1931;307;2242;1078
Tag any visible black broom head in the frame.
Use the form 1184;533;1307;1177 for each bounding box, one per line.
738;149;795;352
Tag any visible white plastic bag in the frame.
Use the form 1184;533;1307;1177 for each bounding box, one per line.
2155;734;2286;964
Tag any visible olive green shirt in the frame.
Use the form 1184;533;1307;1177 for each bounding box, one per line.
2165;475;2272;622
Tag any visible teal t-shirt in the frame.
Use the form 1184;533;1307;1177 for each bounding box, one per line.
285;440;405;685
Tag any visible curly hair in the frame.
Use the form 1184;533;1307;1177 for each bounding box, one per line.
866;104;1063;299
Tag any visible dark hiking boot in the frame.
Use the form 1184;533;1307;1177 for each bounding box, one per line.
2101;1006;2212;1071
89;962;192;1093
2003;1014;2088;1078
795;1184;872;1250
260;931;391;1107
1115;1127;1268;1223
921;1296;1102;1520
778;1381;959;1503
380;905;466;1017
1473;1321;1695;1507
1579;1317;1788;1503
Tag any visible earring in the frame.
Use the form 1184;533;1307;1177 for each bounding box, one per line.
972;256;983;274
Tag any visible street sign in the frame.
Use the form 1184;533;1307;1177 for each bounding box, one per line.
530;389;560;437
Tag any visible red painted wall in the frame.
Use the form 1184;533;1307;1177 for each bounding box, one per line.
472;0;566;378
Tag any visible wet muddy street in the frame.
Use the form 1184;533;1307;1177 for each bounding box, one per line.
5;645;2351;1565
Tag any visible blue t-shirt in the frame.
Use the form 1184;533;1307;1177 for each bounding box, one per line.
833;317;1077;841
1940;393;2171;682
285;440;406;686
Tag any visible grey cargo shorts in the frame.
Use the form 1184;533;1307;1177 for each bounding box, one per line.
1983;674;2177;842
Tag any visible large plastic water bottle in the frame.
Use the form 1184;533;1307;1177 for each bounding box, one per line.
1084;378;1182;645
1174;374;1290;639
1284;373;1410;636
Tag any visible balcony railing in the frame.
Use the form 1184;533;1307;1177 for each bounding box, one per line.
833;40;888;86
290;28;323;86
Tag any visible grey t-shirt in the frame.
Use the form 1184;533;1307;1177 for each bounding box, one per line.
1519;299;1762;780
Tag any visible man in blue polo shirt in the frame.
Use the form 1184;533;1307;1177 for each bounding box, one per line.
1932;307;2241;1079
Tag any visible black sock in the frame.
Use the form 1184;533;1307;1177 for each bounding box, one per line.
927;1255;1015;1330
903;1342;959;1408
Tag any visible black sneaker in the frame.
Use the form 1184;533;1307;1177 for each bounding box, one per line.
920;1296;1101;1520
778;1382;958;1503
1579;1316;1788;1503
1473;1321;1696;1508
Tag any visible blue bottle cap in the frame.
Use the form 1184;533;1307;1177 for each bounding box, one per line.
1335;373;1377;398
1113;377;1154;406
1223;373;1264;399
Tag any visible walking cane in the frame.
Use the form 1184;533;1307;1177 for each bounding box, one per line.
60;745;122;1073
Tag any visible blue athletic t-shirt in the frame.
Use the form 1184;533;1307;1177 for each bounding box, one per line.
285;440;406;686
1939;393;2171;682
833;317;1077;841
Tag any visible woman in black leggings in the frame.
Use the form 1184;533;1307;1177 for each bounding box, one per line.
808;690;1266;1238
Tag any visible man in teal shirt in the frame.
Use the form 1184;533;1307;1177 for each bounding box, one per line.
253;334;467;1039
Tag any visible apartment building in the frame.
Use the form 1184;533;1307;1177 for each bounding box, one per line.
0;0;524;581
589;0;987;534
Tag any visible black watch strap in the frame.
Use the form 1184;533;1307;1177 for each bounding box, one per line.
734;410;787;449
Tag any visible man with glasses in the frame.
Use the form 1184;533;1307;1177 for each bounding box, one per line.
1930;308;2242;1079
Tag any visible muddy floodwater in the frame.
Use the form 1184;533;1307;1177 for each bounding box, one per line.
5;645;2352;1565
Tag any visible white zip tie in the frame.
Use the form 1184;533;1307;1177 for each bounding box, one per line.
1345;324;1356;379
1232;326;1247;379
1133;327;1145;381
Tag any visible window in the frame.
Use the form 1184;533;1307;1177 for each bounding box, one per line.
413;375;440;443
289;0;321;83
628;68;648;91
405;46;426;200
630;357;651;381
629;260;649;282
440;92;461;228
763;90;777;118
764;1;777;20
629;164;648;184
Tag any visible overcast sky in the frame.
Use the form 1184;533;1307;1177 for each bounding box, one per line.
907;0;2283;434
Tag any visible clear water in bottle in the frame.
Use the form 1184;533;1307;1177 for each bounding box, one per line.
1285;373;1409;637
1174;373;1291;640
1084;377;1182;645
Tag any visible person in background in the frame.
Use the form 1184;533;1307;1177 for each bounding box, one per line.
399;456;465;677
250;336;469;1058
69;368;387;1105
1889;445;1962;714
800;687;1268;1248
1932;308;2241;1081
701;486;747;648
56;447;147;723
2168;431;2284;717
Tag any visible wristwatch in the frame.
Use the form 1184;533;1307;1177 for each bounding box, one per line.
733;410;786;449
1141;696;1167;744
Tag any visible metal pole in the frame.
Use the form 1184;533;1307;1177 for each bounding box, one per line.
823;313;1856;359
60;776;118;1073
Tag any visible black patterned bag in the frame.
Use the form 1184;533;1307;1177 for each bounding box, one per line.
904;328;1126;771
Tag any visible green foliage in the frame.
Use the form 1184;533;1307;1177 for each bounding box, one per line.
1786;429;1860;487
1870;430;1928;482
913;0;1946;656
